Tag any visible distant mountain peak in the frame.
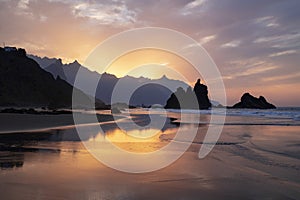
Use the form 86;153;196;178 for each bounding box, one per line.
28;54;58;68
65;59;81;67
101;72;118;79
56;58;63;65
161;74;168;79
70;60;80;65
30;54;190;106
159;74;168;80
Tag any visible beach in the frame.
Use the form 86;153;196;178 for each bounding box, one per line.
0;109;300;199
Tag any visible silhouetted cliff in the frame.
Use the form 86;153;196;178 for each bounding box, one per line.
0;47;104;108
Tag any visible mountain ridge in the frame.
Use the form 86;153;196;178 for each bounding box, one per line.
30;55;190;106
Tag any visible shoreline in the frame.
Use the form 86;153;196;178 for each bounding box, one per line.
1;108;300;134
0;112;121;134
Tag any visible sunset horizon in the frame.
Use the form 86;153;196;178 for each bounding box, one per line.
14;48;298;107
1;0;299;106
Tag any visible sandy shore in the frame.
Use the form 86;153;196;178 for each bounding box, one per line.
0;112;299;199
0;112;118;134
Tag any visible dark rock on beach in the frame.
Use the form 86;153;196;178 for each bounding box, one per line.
193;79;211;109
165;79;211;110
231;93;276;109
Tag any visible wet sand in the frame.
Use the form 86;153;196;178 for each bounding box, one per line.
0;111;299;199
0;112;117;133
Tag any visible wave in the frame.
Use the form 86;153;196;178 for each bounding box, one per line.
167;108;300;121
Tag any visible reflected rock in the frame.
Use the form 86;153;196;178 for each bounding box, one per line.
0;153;24;170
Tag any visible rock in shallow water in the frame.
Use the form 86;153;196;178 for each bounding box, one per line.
165;79;211;110
231;93;276;109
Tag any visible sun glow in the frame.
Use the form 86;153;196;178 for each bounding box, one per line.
91;49;201;82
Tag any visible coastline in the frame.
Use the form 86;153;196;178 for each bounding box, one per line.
0;112;119;134
1;107;300;134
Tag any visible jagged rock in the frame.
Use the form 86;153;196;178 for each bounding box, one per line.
165;79;211;110
232;93;276;109
44;58;67;80
193;79;211;109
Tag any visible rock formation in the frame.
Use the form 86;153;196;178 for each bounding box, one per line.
193;79;211;109
232;93;276;109
165;79;211;110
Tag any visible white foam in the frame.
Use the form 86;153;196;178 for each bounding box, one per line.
167;108;300;122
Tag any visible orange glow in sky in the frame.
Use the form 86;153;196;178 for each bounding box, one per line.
105;49;199;84
1;0;299;106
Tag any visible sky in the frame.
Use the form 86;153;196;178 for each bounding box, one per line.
0;0;300;106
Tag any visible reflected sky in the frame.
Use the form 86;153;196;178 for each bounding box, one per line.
89;127;178;153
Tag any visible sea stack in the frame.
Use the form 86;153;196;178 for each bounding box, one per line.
165;79;211;110
193;79;211;109
232;93;276;109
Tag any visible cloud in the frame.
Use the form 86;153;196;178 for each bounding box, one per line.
254;32;300;49
263;72;300;82
241;65;277;76
226;65;278;80
15;0;34;18
221;55;278;82
269;50;297;57
228;59;266;68
221;40;241;48
44;0;137;27
39;15;48;22
254;16;279;27
200;34;216;45
71;1;137;26
184;0;206;9
17;0;29;10
181;0;207;15
254;33;300;43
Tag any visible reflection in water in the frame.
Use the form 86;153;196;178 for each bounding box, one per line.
0;113;180;167
89;128;178;153
0;152;24;170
